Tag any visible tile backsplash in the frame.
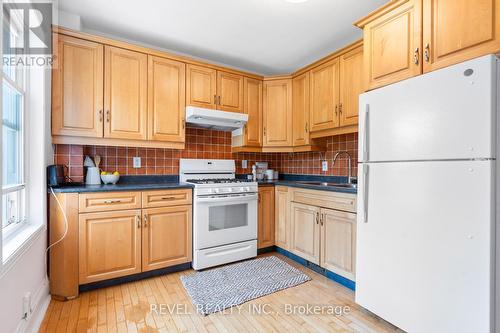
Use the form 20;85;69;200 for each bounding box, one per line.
54;127;357;182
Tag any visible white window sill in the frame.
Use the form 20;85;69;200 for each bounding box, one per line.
1;223;45;278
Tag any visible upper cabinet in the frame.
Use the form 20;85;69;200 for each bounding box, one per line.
52;34;103;138
263;79;293;147
186;64;217;109
356;0;422;91
292;72;310;147
148;56;186;142
186;65;244;113
217;71;244;112
357;0;500;90
339;45;364;127
104;46;148;140
243;77;263;147
422;0;500;72
309;58;340;132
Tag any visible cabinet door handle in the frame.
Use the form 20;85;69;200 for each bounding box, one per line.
218;96;221;105
182;119;185;129
315;212;319;225
321;213;325;226
143;214;148;227
263;126;266;136
136;215;141;228
214;94;218;105
106;110;110;122
98;110;103;122
413;47;420;65
339;103;343;115
305;122;308;133
335;105;338;116
104;199;121;204
424;43;430;62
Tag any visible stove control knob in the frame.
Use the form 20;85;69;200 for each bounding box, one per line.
245;187;250;192
213;188;219;194
226;188;233;192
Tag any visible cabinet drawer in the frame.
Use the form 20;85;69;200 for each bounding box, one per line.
79;192;141;213
142;189;192;208
292;188;356;213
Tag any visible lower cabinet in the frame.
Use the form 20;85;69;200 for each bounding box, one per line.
258;186;275;249
289;188;357;280
142;206;192;272
79;210;142;284
320;208;356;280
290;202;321;264
275;186;291;250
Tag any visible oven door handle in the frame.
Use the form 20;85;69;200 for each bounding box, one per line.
196;193;258;203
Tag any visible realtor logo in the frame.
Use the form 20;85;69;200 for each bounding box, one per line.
3;2;52;55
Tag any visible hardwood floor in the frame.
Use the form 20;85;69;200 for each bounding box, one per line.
39;253;402;333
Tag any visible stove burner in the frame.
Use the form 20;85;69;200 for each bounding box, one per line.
186;178;253;184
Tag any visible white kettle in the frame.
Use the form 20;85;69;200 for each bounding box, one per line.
86;167;101;185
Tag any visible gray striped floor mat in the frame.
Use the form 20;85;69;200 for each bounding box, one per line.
180;255;311;315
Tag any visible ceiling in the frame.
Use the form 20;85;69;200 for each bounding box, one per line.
57;0;387;75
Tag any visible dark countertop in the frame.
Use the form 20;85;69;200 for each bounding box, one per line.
48;175;194;193
48;175;356;194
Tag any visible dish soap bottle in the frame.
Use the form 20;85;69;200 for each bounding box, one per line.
252;165;257;181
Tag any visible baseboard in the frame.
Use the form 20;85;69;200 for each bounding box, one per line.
16;278;51;333
276;247;356;291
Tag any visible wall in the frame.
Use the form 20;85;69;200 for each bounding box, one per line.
54;128;358;181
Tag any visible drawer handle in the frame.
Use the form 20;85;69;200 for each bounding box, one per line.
143;214;148;228
104;199;122;204
161;196;176;200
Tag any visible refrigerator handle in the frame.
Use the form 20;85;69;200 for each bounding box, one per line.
362;164;369;223
362;104;369;162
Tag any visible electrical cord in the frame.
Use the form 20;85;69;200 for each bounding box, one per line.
45;187;69;280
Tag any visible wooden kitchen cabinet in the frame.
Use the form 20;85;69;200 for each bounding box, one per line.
79;210;142;284
242;77;263;147
142;206;192;272
104;46;148;140
309;58;340;132
356;0;422;90
422;0;500;72
186;64;217;109
263;78;293;147
339;45;364;127
320;208;357;280
217;71;244;112
275;186;291;250
292;72;310;146
52;34;104;138
258;186;275;249
147;56;186;142
290;202;320;264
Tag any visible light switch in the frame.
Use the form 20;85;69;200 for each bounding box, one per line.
242;160;248;169
322;160;328;171
133;157;141;168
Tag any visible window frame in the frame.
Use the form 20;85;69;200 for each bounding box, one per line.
1;62;28;240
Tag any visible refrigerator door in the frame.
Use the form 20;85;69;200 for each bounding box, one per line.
358;55;497;162
356;160;494;333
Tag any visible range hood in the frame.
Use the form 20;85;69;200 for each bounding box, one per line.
185;106;248;131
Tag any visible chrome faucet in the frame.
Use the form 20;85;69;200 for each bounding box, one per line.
332;151;353;184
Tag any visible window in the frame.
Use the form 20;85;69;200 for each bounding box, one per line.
1;10;26;236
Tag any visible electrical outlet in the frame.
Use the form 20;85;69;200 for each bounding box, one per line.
322;160;328;172
22;292;32;320
133;157;141;168
242;160;248;169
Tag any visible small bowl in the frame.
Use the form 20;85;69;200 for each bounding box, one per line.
101;174;120;185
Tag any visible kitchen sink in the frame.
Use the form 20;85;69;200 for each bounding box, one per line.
296;181;357;189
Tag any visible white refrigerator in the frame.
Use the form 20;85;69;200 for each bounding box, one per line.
356;55;498;333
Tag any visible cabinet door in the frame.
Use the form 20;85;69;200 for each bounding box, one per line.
275;186;291;250
320;208;356;280
104;46;148;140
363;0;422;90
290;202;320;264
263;79;293;147
339;46;364;127
423;0;500;72
142;206;192;272
52;34;103;138
79;210;142;284
243;77;263;147
258;186;275;248
292;72;310;146
186;64;217;109
217;71;244;112
148;56;186;142
309;58;340;132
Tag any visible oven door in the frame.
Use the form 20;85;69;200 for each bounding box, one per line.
194;193;258;250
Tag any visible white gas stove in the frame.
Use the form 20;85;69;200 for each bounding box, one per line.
179;159;258;270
